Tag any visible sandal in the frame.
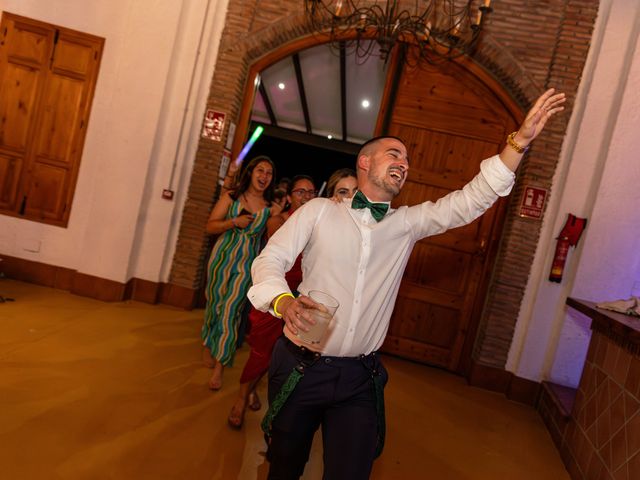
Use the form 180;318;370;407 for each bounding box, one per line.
227;403;245;430
247;391;262;411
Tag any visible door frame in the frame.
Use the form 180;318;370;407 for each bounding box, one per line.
231;37;526;375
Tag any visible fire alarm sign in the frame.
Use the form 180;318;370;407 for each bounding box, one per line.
519;186;547;219
202;109;226;141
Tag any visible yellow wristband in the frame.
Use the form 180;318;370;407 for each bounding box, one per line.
273;292;295;318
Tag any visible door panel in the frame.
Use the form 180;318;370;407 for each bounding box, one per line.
0;63;41;150
23;162;68;220
0;152;22;209
380;55;518;372
4;21;51;63
34;75;84;162
54;37;96;75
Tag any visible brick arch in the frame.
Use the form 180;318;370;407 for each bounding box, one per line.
474;33;542;109
169;0;598;377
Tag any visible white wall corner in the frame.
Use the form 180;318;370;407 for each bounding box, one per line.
507;0;640;386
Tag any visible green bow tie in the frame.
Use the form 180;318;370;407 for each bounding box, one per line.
351;191;389;222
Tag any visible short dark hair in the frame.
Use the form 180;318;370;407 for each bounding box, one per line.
358;135;405;158
273;188;287;201
288;174;315;194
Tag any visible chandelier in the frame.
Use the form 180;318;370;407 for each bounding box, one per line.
304;0;493;63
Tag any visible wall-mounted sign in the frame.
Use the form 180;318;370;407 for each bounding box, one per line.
218;148;231;185
225;122;236;150
202;109;226;141
519;185;548;219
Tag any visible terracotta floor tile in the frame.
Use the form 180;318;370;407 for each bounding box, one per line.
624;392;640;420
627;412;640;459
625;358;640;398
610;427;627;472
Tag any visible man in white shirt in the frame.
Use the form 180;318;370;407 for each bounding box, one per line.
248;88;565;480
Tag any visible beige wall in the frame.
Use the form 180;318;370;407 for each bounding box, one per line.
0;0;229;283
508;0;640;386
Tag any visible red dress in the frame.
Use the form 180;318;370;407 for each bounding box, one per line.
239;255;302;383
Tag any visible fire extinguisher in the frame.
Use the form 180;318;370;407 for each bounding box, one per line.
549;214;587;283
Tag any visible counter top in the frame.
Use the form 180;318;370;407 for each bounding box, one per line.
566;297;640;349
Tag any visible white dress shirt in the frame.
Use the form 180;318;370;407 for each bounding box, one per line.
248;155;515;357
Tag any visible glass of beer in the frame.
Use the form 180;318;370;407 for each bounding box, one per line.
297;290;339;345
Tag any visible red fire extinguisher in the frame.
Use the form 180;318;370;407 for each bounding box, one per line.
549;214;587;283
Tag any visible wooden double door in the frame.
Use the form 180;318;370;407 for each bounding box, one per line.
378;52;519;373
0;13;103;226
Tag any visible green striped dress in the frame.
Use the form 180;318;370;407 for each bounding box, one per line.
201;199;270;366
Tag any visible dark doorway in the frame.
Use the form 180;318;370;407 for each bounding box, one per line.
242;127;360;194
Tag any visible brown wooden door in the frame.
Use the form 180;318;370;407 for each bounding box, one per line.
379;54;519;372
0;13;103;226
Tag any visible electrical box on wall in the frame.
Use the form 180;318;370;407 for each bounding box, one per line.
162;189;174;200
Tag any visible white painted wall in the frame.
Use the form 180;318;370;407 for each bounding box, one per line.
507;0;640;387
0;0;228;283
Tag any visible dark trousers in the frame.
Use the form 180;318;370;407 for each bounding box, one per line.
266;337;388;480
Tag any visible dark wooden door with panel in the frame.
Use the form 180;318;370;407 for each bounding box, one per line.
379;53;520;372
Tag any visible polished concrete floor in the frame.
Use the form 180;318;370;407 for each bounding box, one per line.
0;280;569;479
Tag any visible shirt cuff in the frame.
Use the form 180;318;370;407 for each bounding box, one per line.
480;155;516;197
247;280;291;312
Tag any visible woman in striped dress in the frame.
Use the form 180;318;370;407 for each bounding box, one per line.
227;175;316;428
202;156;277;390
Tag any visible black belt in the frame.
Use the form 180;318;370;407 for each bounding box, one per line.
282;335;377;363
282;336;322;367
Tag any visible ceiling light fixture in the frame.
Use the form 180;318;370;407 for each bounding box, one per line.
278;82;286;90
304;0;492;64
361;99;370;108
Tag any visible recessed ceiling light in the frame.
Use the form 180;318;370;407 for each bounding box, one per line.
278;82;285;90
327;135;333;140
361;99;370;109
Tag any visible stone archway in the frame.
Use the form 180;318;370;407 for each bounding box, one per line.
168;0;598;392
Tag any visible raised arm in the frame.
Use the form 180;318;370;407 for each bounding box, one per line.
409;88;565;240
499;88;566;172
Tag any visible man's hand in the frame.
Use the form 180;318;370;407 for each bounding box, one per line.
277;295;319;336
500;88;566;172
515;88;566;146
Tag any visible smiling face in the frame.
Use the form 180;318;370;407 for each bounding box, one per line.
250;161;274;192
288;178;316;211
333;176;358;200
358;137;409;201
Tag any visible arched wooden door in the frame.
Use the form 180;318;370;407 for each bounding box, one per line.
379;52;521;373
